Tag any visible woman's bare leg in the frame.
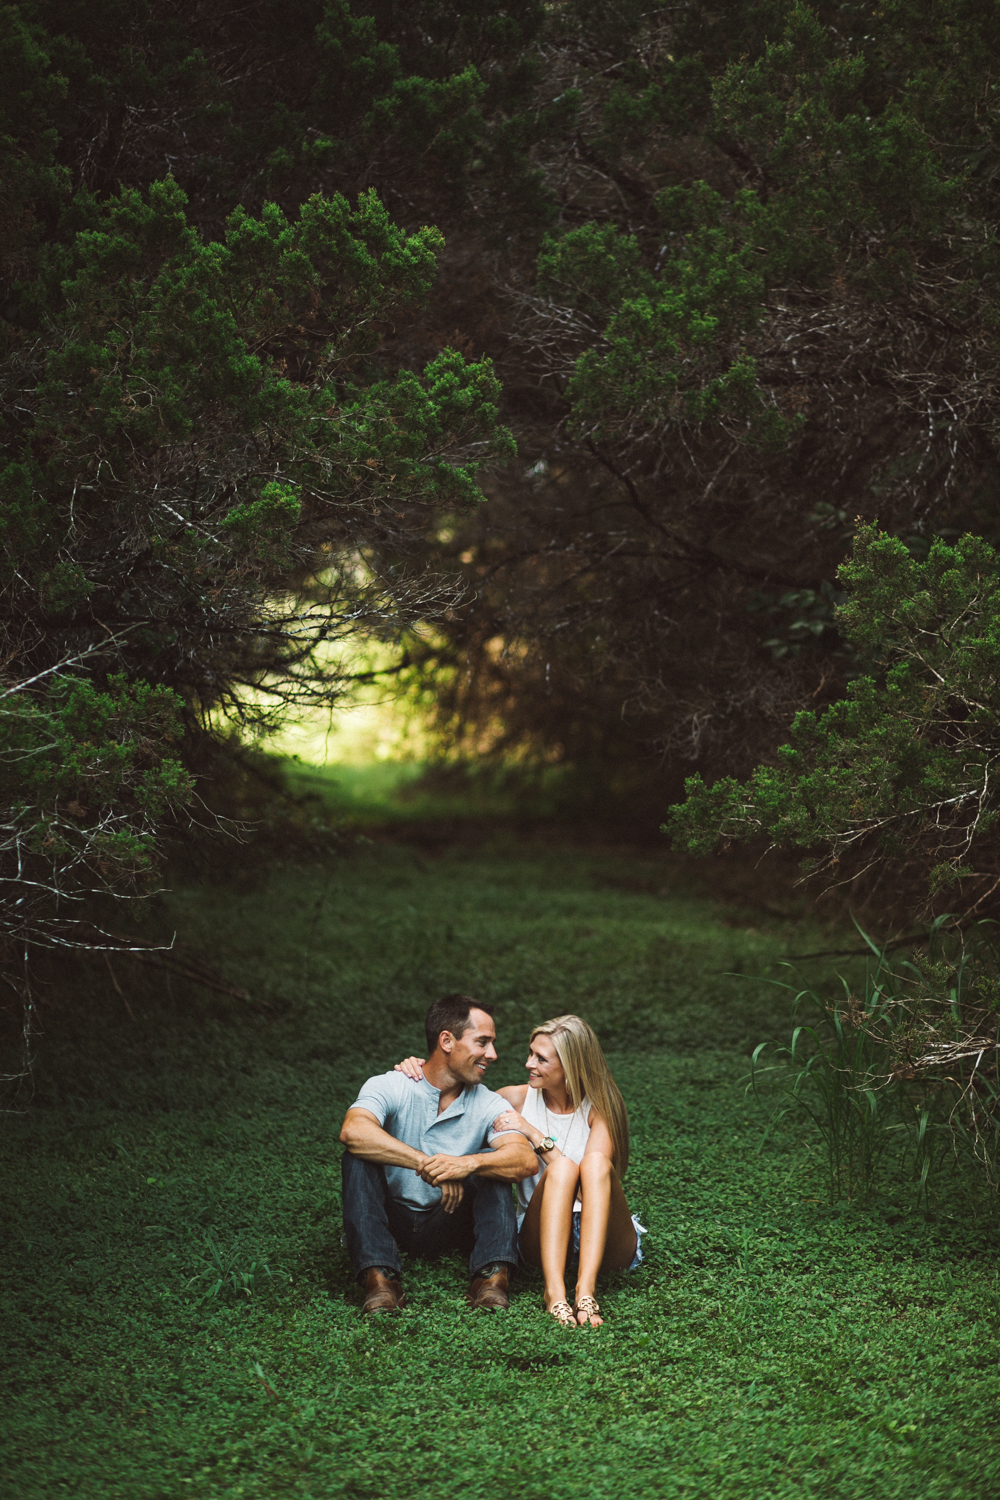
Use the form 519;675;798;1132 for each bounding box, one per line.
517;1156;581;1310
574;1154;637;1325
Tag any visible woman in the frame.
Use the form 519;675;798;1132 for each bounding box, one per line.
395;1014;644;1328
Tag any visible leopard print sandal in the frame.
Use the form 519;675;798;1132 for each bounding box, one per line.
575;1294;603;1326
546;1298;577;1329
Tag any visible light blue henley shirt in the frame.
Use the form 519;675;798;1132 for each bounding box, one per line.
351;1070;516;1212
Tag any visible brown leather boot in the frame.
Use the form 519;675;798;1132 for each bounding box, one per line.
468;1264;510;1311
362;1267;406;1314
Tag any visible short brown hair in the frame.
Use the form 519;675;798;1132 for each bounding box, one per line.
424;994;493;1056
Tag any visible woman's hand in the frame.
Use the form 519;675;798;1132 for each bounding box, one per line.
493;1109;543;1149
394;1056;425;1081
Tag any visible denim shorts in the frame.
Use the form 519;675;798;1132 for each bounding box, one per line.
566;1210;646;1272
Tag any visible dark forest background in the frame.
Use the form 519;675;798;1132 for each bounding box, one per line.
4;0;1000;1087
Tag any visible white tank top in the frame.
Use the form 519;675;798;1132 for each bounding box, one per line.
515;1086;592;1223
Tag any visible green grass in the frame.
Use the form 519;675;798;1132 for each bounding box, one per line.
2;833;1000;1499
281;759;524;823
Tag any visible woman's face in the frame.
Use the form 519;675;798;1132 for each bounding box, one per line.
525;1033;565;1092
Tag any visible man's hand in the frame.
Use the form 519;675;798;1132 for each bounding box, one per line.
418;1153;474;1185
439;1181;465;1214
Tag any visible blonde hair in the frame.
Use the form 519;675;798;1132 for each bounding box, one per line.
529;1014;629;1177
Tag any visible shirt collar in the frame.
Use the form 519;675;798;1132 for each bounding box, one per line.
421;1079;476;1120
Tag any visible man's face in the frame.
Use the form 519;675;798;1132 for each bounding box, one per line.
440;1008;498;1085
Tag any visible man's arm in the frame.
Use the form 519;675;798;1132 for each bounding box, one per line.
420;1132;537;1186
339;1107;428;1174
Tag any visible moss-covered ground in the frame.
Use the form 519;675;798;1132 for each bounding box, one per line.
3;830;999;1499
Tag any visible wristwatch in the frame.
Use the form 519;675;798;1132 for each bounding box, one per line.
536;1135;557;1154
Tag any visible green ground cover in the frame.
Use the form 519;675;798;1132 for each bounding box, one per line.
281;760;530;824
3;831;1000;1499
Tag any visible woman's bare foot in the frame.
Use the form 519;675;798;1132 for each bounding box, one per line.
574;1294;603;1327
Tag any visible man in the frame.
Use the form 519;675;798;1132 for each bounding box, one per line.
340;994;536;1314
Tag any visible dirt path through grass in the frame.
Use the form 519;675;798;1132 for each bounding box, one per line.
3;838;999;1498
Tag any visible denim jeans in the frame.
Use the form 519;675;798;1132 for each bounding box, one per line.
341;1151;518;1282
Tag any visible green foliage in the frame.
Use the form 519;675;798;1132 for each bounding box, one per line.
753;580;847;661
754;1003;895;1206
195;1231;274;1304
598;54;714;153
9;0;1000;808
221;482;302;560
277;0;561;229
1;0;559;244
0;7;70;262
530;0;1000;455
2;842;999;1498
753;920;1000;1201
537;205;801;448
710;4;966;290
0;172;512;973
0;671;192;947
416;0;1000;796
536;222;646;315
668;524;1000;895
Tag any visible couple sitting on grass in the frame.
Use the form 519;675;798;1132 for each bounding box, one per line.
339;994;644;1328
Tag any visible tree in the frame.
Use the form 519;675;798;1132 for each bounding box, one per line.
667;520;1000;1190
0;175;512;1081
0;0;562;243
668;525;1000;913
7;0;1000;952
402;0;1000;796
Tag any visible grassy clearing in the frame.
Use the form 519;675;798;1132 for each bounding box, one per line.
281;760;534;825
3;832;1000;1499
